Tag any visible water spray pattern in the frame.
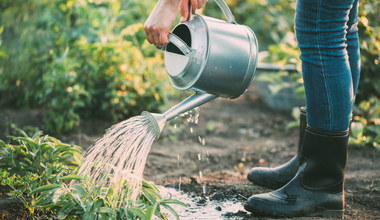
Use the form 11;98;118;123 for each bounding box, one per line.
78;115;156;205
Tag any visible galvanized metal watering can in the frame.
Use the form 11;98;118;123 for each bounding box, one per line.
142;0;259;138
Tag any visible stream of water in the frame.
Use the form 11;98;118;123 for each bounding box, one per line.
78;115;156;205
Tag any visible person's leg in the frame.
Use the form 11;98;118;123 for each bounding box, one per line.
244;0;359;217
246;0;360;191
346;0;360;96
299;0;358;132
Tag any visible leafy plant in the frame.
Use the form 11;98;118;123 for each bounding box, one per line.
349;97;380;150
31;177;186;220
0;0;173;134
356;0;380;102
0;130;81;176
0;130;187;219
0;129;82;216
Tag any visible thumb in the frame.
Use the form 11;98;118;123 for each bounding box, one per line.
180;0;189;22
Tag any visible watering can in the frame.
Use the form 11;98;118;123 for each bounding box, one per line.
142;0;258;139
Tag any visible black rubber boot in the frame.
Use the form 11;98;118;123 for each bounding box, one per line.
247;106;306;189
244;126;349;218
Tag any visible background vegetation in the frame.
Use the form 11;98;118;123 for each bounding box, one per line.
0;0;379;146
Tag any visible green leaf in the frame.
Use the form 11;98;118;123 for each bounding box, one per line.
161;203;180;220
128;207;147;220
99;207;113;214
52;188;65;204
31;131;43;139
141;188;159;205
145;206;155;220
71;184;87;198
0;140;6;148
160;198;187;207
82;210;97;220
30;184;61;195
350;122;364;138
16;137;38;151
57;203;76;219
142;180;159;191
60;174;83;181
40;201;64;209
92;199;103;212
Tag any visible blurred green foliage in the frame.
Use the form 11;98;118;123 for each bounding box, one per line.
204;0;296;50
350;97;380;150
0;0;172;134
357;0;380;101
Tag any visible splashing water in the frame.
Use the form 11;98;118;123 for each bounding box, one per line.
78;115;157;206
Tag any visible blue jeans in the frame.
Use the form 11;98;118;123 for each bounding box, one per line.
295;0;360;132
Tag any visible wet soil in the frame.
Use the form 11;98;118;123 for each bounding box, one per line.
1;86;380;219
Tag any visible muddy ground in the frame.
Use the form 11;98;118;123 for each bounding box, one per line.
1;86;379;219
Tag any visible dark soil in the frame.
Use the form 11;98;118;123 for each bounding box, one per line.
1;86;380;219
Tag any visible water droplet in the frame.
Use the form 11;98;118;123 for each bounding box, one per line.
179;177;182;191
190;127;193;133
198;153;202;161
199;171;203;179
202;185;206;194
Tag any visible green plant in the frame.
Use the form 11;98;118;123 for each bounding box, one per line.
32;177;186;220
357;0;380;102
0;169;41;215
0;130;187;219
0;130;81;176
0;0;173;134
349;97;380;150
4;122;41;139
0;129;82;216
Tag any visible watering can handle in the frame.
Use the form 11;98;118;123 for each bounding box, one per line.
156;33;193;56
187;0;235;24
214;0;236;24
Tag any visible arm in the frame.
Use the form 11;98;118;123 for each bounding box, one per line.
144;0;207;46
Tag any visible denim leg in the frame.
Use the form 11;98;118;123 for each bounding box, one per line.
346;0;360;96
295;0;360;131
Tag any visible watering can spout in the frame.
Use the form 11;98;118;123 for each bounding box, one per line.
141;111;167;139
141;92;217;139
163;93;217;121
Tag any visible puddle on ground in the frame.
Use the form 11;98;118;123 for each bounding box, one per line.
157;186;247;219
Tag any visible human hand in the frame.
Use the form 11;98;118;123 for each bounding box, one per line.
144;0;207;46
180;0;208;22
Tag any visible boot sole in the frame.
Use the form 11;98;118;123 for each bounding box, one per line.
311;207;344;219
244;204;344;219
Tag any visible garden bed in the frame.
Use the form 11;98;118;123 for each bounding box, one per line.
1;86;379;219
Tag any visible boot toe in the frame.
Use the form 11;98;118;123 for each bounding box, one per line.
244;193;290;217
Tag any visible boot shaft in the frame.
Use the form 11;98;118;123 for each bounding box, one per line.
300;126;349;193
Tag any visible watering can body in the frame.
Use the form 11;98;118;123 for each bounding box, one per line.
143;0;259;139
163;0;259;99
